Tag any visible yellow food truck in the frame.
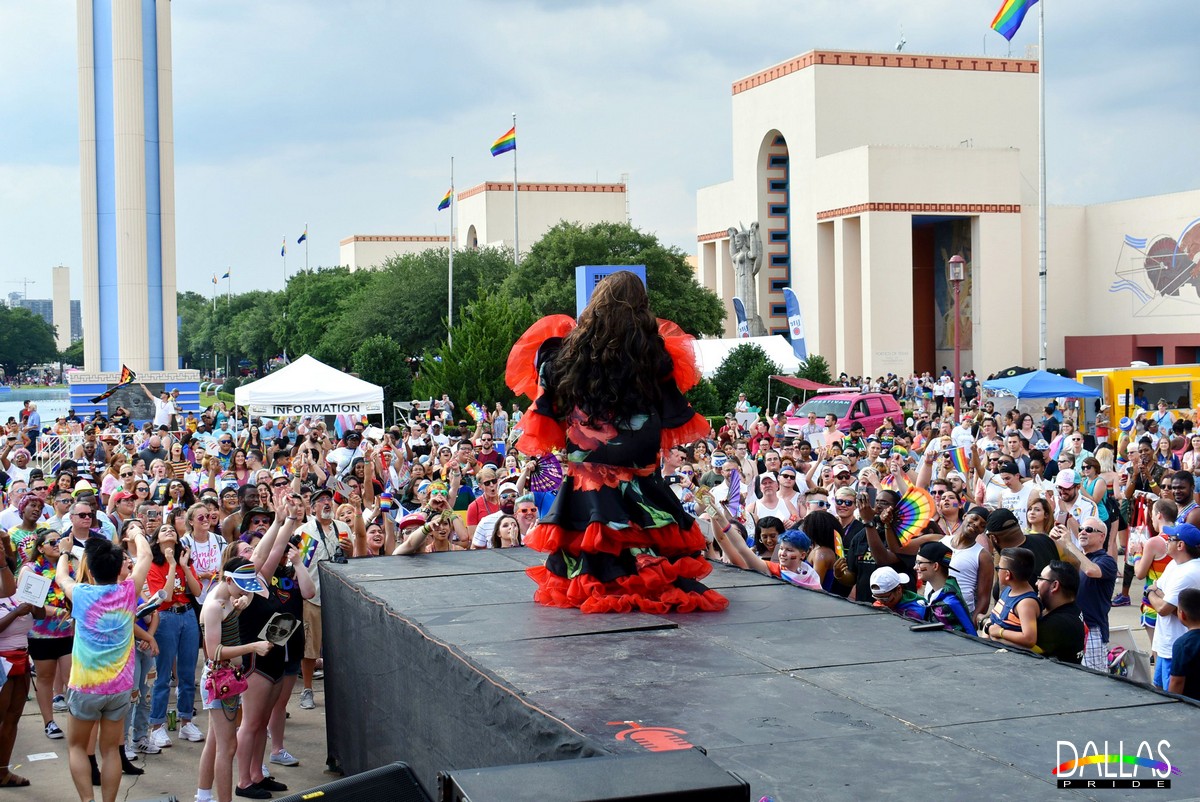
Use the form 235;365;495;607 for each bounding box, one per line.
1076;363;1200;440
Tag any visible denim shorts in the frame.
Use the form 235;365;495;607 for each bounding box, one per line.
67;687;132;722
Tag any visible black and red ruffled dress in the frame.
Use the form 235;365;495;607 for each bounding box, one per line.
505;315;729;614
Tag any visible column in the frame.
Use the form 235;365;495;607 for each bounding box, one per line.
973;213;1025;369
77;0;101;371
156;0;177;368
834;217;863;376
813;221;835;364
860;212;914;378
112;0;150;372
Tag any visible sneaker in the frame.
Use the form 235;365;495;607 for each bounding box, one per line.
234;784;271;800
179;721;204;742
299;688;314;710
52;694;68;712
270;749;300;767
45;721;64;740
150;726;173;749
1111;594;1132;607
257;776;288;792
312;668;324;680
134;735;161;755
124;740;138;761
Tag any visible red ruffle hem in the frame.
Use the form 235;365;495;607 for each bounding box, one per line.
526;554;729;614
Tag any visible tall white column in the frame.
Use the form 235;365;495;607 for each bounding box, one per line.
111;0;150;372
77;0;100;371
157;0;178;369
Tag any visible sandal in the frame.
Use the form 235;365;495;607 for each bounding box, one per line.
0;772;30;787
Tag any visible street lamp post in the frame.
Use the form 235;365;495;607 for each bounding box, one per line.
948;254;966;399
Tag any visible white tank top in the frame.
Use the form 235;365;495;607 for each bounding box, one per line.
753;495;793;524
940;535;983;614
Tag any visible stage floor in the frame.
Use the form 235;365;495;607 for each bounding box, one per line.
321;550;1200;801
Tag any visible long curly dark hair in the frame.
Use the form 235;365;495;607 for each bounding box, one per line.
549;271;668;426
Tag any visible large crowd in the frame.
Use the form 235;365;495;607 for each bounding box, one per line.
2;366;1200;801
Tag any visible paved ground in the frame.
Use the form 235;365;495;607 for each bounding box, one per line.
8;677;333;802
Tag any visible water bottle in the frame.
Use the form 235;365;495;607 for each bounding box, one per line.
167;709;177;731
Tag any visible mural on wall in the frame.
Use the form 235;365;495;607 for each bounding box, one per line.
1109;218;1200;315
932;219;973;351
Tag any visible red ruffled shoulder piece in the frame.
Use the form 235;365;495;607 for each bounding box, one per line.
661;411;711;451
506;315;577;400
656;319;700;394
514;407;566;458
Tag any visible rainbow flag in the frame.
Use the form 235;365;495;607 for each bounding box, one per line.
297;227;307;244
221;269;230;280
281;237;287;257
490;126;516;156
990;0;1038;41
88;365;137;404
466;402;487;423
298;531;319;568
945;446;970;475
437;187;452;211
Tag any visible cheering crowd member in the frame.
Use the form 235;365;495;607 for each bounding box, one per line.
505;271;726;613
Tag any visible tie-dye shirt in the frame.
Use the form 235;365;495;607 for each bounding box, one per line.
67;579;136;695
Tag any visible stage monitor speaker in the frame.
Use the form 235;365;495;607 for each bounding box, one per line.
129;797;179;802
276;761;430;802
438;749;750;802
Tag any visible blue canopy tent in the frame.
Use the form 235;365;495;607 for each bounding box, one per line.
981;370;1101;399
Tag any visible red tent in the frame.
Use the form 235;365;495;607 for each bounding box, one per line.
771;376;834;391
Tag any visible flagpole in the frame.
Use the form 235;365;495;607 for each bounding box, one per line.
1037;0;1047;370
305;222;309;272
448;156;455;348
211;277;217;379
512;112;520;266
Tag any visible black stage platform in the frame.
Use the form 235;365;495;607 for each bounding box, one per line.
321;550;1200;801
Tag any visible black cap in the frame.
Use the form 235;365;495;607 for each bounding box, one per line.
997;459;1020;475
918;541;953;566
985;508;1020;533
239;507;275;533
311;487;335;503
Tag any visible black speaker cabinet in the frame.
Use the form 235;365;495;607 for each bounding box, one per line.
438;749;750;802
275;761;429;802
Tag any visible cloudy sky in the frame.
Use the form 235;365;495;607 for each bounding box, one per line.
1;0;1196;300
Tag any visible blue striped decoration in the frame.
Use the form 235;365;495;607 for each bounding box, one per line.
1123;235;1148;250
1108;278;1152;304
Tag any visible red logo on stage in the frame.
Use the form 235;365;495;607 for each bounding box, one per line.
607;720;694;752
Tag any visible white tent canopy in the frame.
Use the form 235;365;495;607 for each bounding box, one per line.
234;354;384;417
689;335;804;379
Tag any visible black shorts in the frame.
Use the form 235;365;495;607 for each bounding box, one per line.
28;636;73;662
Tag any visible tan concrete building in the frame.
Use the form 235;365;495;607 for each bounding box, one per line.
696;49;1200;376
341;235;450;272
341;181;628;271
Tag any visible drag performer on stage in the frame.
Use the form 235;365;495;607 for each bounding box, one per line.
506;271;728;614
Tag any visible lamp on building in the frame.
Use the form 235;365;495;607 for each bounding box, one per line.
947;254;966;392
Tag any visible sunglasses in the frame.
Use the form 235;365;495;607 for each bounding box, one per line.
481;480;497;486
120;471;133;477
73;511;94;518
810;500;830;509
834;499;855;507
1080;526;1105;535
272;480;289;488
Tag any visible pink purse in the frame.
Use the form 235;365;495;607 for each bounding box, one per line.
204;645;248;701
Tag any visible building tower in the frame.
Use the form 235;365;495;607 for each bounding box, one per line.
77;0;178;372
52;265;71;352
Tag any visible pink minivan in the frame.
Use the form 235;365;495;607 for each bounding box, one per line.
790;391;903;435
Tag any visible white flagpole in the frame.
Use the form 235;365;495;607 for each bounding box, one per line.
305;223;309;272
512;112;519;265
448;156;455;348
1037;0;1047;369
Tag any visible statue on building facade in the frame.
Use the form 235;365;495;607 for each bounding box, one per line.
728;222;766;336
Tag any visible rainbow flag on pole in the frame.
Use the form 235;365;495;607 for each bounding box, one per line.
490;126;516;156
437;187;452;211
990;0;1038;41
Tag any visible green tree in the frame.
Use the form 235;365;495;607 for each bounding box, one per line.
501;221;725;337
319;247;514;363
0;306;58;376
352;335;414;414
710;343;780;414
60;338;84;367
414;294;537;409
277;267;373;367
686;377;722;417
795;354;833;386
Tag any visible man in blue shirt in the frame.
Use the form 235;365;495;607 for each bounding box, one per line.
1052;517;1117;671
